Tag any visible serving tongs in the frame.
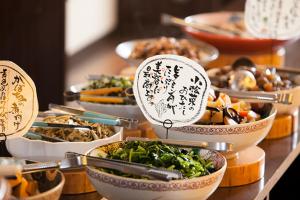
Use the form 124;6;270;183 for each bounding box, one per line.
214;87;293;105
25;131;68;142
126;137;233;152
32;121;93;130
231;57;300;75
21;152;183;181
29;121;95;142
64;91;136;104
161;13;240;37
48;103;139;129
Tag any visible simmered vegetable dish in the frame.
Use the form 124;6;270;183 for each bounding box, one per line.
97;141;216;179
197;92;261;125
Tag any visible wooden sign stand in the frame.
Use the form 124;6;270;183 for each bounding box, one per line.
220;146;265;187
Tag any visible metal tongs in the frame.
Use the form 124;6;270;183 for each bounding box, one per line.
21;152;183;181
47;103;139;129
28;121;97;142
214;87;293;105
126;137;233;152
161;13;241;37
64;91;136;105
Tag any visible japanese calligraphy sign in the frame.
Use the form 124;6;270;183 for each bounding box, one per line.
245;0;300;39
0;61;38;140
133;55;210;127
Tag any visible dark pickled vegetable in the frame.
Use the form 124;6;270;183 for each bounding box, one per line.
223;107;242;123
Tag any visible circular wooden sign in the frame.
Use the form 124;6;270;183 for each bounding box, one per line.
245;0;300;39
0;61;38;139
133;55;211;127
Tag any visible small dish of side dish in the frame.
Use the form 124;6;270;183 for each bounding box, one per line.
116;36;219;66
86;141;226;200
69;75;145;121
6;170;64;200
6;114;123;162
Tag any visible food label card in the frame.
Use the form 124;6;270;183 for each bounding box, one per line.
0;61;38;140
133;55;210;127
245;0;300;39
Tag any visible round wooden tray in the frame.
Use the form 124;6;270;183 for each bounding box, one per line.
206;47;285;68
62;169;95;194
220;146;265;187
123;121;157;139
266;111;298;140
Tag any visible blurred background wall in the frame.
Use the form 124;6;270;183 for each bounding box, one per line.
65;0;117;55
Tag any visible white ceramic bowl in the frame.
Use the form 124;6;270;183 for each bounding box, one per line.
152;106;276;157
115;37;219;67
24;171;65;200
207;67;300;115
15;170;64;200
0;178;10;200
6;127;123;162
86;141;226;200
70;83;145;122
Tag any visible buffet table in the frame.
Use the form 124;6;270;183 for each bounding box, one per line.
210;132;300;200
59;131;300;200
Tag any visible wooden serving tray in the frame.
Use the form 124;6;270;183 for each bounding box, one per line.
220;146;265;187
62;169;95;194
266;111;298;139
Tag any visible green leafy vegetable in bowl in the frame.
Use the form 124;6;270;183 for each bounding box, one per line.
85;75;133;92
97;141;215;179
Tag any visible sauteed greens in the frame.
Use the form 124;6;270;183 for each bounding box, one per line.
97;141;215;179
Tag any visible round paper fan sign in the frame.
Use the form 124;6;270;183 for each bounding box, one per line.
133;55;211;127
0;61;38;140
245;0;300;39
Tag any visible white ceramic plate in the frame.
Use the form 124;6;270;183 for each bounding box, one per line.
115;37;219;66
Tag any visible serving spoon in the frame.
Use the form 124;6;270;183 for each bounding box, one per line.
232;57;300;75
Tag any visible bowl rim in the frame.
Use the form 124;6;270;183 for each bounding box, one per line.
182;104;277;129
115;36;219;65
23;170;65;200
168;107;276;136
85;141;227;185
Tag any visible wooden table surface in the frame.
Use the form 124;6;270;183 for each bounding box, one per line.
209;133;300;200
60;132;300;200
